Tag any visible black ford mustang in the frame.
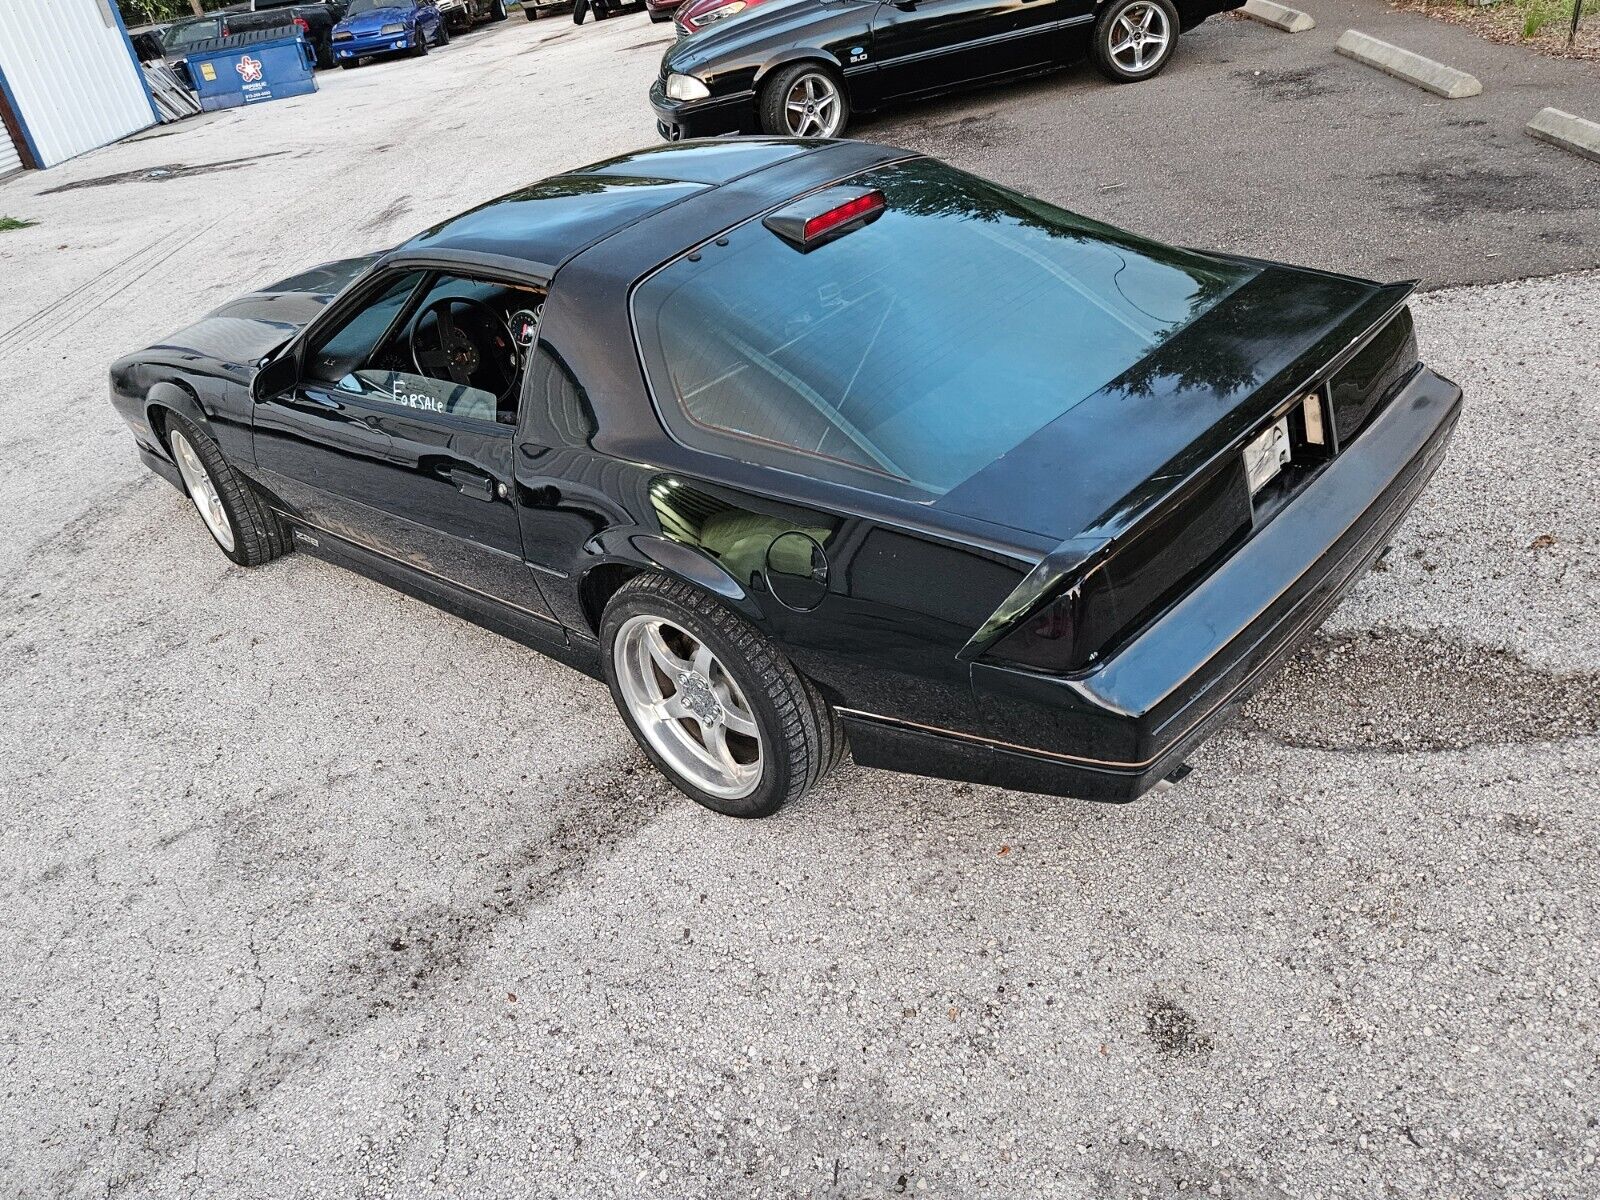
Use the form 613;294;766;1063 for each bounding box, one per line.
651;0;1241;141
110;139;1460;817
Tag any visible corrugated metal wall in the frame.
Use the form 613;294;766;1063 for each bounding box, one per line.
0;122;21;177
0;0;156;168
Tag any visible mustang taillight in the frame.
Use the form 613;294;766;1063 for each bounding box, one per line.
763;188;885;251
293;15;310;32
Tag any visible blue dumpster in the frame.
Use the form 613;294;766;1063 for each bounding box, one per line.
183;30;317;113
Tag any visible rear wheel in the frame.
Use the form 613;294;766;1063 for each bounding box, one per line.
1090;0;1179;82
164;415;291;568
491;0;508;20
759;62;849;139
525;3;541;18
601;574;843;817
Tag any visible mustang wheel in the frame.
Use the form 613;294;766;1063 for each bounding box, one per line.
760;63;849;139
1091;0;1179;82
437;19;451;44
165;415;291;568
601;574;844;817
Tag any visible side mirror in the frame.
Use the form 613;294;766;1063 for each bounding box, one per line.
254;349;299;400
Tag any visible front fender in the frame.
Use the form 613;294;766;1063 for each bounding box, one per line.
144;379;217;457
752;48;848;88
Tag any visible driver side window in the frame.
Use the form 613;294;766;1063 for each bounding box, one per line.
305;270;544;428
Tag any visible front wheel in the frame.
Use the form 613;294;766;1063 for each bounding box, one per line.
758;62;850;139
1090;0;1179;82
165;415;291;568
411;29;429;54
491;0;508;20
436;18;451;43
601;574;844;818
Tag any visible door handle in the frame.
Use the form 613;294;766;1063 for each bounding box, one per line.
449;467;496;502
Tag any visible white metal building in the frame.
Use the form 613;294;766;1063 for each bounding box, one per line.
0;0;158;175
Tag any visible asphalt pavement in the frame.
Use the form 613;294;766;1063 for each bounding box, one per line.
0;3;1596;1198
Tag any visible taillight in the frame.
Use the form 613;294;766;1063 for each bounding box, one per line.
763;188;885;251
803;191;883;242
294;15;310;32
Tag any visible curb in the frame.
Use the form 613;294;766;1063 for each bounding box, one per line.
1334;29;1482;99
1242;0;1315;32
1526;108;1600;164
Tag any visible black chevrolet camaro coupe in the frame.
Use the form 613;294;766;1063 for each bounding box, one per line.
111;139;1461;817
651;0;1241;141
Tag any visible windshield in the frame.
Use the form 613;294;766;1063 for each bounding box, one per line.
161;18;220;50
634;159;1258;496
345;0;401;13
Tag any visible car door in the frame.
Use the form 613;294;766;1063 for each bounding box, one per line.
868;0;1059;99
252;266;560;628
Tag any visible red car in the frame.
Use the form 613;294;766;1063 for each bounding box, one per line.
657;0;764;32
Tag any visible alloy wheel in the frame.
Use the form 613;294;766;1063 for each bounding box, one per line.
1109;1;1170;73
613;614;763;800
169;429;236;553
783;72;843;138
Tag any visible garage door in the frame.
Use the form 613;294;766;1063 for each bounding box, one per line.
0;0;155;168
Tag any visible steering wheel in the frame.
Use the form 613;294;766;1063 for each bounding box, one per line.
409;296;520;403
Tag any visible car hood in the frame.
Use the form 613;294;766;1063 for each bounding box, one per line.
338;6;416;32
136;254;378;374
935;264;1410;543
666;0;852;70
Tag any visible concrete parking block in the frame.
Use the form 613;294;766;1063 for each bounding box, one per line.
1527;107;1600;164
1335;29;1483;99
1242;0;1315;32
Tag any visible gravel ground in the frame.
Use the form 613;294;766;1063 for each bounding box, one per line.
1;6;1597;1199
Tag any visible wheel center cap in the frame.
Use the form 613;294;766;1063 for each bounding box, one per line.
679;673;722;724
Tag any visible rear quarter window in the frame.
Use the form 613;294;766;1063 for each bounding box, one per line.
633;159;1256;498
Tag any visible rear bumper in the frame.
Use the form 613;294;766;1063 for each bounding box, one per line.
845;366;1463;800
650;80;755;140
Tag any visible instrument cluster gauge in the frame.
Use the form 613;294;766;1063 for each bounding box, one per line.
509;305;544;348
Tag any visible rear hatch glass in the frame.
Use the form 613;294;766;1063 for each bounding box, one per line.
633;158;1257;499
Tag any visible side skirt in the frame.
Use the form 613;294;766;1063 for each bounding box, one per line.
283;518;604;681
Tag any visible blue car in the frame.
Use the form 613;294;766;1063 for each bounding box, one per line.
332;0;447;67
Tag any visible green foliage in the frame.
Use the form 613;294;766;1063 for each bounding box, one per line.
0;217;37;233
114;0;229;26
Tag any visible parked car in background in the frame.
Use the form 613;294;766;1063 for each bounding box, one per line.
110;140;1460;818
225;0;351;69
523;0;647;16
332;0;449;65
652;0;1242;139
645;0;685;23
673;0;771;35
439;0;508;33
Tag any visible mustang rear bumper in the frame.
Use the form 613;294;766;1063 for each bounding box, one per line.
842;366;1463;801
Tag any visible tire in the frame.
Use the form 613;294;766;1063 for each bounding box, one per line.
491;0;508;20
600;574;844;818
648;8;668;19
1090;0;1179;83
436;18;451;44
411;28;429;54
758;62;850;139
163;414;291;568
525;3;541;18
